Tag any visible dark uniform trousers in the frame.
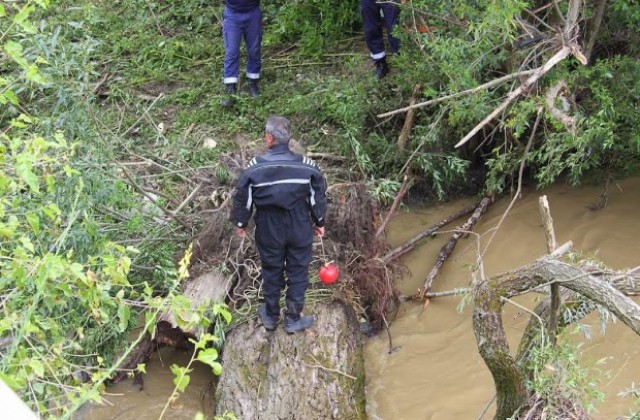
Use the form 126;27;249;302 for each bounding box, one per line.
360;0;401;58
255;206;314;322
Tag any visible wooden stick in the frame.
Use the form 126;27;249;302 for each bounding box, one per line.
118;164;190;229
539;195;560;344
402;288;470;301
172;182;204;216
419;196;494;302
375;175;412;237
382;201;479;262
397;83;422;149
377;70;536;118
122;93;164;137
455;46;571;149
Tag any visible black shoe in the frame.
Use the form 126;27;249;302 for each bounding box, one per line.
374;58;389;80
258;304;278;331
284;315;314;334
247;79;260;97
221;83;237;107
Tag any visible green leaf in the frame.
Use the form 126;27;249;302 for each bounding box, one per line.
213;305;233;325
117;303;130;332
19;236;35;253
13;5;37;34
0;372;25;390
136;363;147;374
15;162;39;192
3;41;29;68
29;359;45;377
170;364;192;393
26;213;40;233
211;362;222;376
26;64;47;84
196;348;219;368
145;312;157;338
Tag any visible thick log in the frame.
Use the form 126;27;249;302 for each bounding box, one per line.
159;269;232;336
419;195;494;298
382;201;478;263
215;300;366;419
112;269;232;382
473;247;640;419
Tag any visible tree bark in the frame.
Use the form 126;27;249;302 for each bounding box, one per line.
214;300;366;419
397;84;422;149
112;269;232;382
473;246;640;419
538;195;560;344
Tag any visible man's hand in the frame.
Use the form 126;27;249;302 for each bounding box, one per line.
236;227;246;238
314;226;325;238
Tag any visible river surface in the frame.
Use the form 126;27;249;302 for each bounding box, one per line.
81;177;640;419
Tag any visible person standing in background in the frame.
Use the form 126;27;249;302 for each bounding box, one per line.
221;0;262;107
360;0;405;79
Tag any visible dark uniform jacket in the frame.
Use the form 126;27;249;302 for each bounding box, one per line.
226;0;260;12
231;144;327;229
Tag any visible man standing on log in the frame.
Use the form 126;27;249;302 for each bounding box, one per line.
232;116;327;333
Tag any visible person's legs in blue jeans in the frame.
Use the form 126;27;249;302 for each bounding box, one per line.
381;3;400;54
360;0;385;60
222;7;243;84
244;7;262;84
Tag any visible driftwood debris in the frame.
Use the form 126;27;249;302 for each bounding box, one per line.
472;242;640;418
538;195;560;344
375;175;412;237
215;300;366;419
112;268;233;383
382;201;479;263
397;83;422;150
419;195;494;301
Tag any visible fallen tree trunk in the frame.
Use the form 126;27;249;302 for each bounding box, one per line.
112;268;232;382
215;300;366;419
473;242;640;419
419;195;494;299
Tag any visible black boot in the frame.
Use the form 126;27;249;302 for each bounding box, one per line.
374;57;389;80
221;83;237;107
247;79;260;97
257;304;278;331
283;301;313;333
284;315;314;334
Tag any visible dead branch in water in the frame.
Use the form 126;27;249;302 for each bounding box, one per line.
381;201;479;262
401;287;470;301
419;195;494;304
539;195;560;344
375;175;412;237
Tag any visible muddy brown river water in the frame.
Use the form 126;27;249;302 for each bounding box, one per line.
80;177;640;419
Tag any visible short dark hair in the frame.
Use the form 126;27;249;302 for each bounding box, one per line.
265;116;291;144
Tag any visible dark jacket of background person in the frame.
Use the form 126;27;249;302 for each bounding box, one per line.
226;0;260;12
